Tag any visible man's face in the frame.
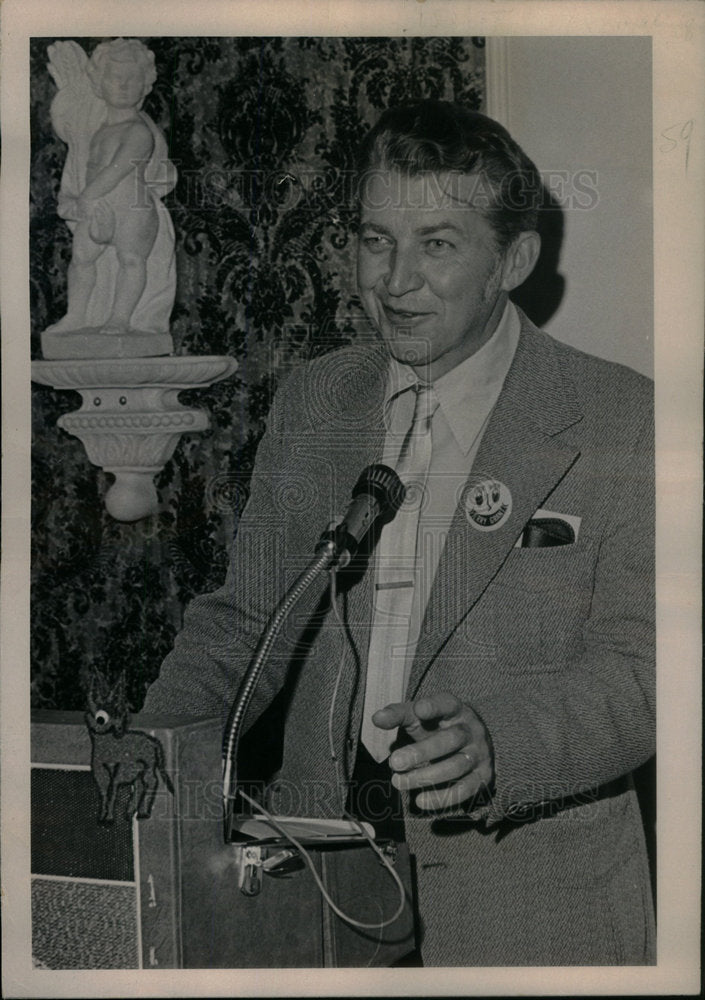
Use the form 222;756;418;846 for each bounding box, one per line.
357;169;506;380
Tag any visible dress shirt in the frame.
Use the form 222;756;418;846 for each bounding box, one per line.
362;300;521;748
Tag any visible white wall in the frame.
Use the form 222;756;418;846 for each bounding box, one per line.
488;36;653;378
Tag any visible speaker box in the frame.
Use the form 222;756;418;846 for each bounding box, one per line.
31;711;416;969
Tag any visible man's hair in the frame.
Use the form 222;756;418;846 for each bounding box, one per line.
87;38;157;104
358;101;542;250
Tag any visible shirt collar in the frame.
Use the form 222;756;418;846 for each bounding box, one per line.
384;300;521;453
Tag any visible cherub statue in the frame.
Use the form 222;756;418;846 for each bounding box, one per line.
44;38;177;350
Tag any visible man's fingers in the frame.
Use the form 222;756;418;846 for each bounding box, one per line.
391;749;476;790
373;693;466;739
413;771;488;811
413;693;463;722
389;727;467;772
371;701;418;731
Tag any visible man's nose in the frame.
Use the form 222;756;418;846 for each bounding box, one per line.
384;248;423;297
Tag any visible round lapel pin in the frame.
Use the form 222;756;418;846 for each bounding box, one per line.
463;476;512;531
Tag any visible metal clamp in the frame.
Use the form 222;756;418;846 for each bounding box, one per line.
236;844;305;896
262;848;304;877
237;845;264;897
379;841;398;866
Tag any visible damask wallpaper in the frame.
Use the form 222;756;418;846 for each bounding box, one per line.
30;36;486;713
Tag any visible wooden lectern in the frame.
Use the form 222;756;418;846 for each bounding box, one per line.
31;712;416;969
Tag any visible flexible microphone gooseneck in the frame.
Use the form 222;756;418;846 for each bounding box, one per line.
222;464;405;824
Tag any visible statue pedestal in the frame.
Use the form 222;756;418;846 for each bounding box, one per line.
41;327;174;360
31;356;238;521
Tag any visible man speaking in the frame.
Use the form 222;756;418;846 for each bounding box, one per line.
144;101;655;966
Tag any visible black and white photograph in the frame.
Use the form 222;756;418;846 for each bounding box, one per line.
1;1;702;996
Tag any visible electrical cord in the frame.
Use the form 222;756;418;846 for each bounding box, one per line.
323;566;407;929
236;787;406;931
225;545;408;931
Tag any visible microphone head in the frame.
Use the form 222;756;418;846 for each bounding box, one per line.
351;463;406;524
316;464;406;566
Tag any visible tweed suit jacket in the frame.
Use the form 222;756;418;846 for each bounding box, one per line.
144;312;655;965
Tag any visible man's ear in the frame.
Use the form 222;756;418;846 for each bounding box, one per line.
500;231;541;292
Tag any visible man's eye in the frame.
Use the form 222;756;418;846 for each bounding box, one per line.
362;236;391;252
426;239;452;254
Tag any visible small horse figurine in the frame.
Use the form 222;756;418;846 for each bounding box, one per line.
85;672;174;824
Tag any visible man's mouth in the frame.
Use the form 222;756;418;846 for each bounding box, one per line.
382;305;431;323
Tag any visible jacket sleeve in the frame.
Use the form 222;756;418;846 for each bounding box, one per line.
467;403;655;825
142;371;305;726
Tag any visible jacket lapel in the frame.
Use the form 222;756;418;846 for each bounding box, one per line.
407;318;584;697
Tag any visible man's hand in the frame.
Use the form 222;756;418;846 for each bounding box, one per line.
372;692;494;810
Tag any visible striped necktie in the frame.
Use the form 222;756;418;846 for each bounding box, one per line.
361;382;439;762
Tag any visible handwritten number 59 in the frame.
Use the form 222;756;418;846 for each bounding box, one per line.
659;120;694;169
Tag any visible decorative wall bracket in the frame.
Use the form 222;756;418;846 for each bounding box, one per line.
31;355;238;521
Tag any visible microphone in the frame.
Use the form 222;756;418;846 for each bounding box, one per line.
317;464;405;568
